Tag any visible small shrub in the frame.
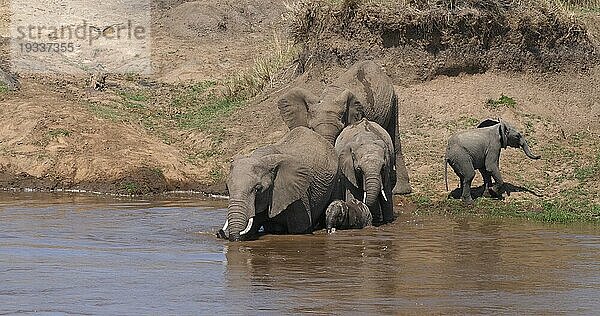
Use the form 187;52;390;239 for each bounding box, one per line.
121;182;139;195
48;129;71;137
210;167;224;182
224;34;296;99
150;167;164;177
486;95;517;108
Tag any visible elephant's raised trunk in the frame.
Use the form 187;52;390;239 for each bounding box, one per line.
227;198;252;242
364;174;382;207
520;139;541;160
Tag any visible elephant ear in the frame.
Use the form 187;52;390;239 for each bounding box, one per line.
338;90;365;125
339;148;358;187
277;88;318;130
262;154;311;218
477;118;500;128
499;121;508;149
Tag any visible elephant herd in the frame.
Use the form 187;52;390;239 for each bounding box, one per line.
217;61;541;241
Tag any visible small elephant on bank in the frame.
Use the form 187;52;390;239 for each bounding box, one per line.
445;119;541;204
325;199;372;233
219;127;338;241
335;119;395;224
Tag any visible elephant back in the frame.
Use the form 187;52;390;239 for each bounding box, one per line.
275;127;338;178
275;127;338;217
337;61;396;126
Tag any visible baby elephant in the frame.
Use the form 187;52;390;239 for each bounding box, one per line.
445;119;541;204
325;199;372;233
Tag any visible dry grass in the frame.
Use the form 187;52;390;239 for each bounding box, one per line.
287;0;596;76
224;32;297;99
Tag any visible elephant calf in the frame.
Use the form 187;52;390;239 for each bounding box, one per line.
325;199;372;233
445;119;541;204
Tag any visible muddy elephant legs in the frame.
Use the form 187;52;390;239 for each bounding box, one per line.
394;141;412;195
390;102;412;195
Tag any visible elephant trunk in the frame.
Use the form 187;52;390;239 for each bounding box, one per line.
520;139;541;160
363;174;382;207
227;198;252;242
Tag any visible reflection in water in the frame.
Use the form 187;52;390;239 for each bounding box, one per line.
1;192;599;314
224;216;600;314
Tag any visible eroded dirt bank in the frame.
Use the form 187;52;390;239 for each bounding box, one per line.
0;0;598;218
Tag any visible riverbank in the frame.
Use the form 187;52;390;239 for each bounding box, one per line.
0;0;598;223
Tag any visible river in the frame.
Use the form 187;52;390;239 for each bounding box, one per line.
1;192;599;314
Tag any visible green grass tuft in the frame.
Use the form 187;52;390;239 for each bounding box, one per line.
121;182;139;195
48;129;71;137
574;153;600;181
176;97;243;131
84;101;123;120
408;193;600;224
486;95;517;108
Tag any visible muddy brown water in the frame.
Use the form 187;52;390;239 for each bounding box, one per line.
1;192;599;314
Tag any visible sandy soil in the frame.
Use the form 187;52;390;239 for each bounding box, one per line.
0;1;598;201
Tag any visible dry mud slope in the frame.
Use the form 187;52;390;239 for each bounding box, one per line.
0;0;599;200
224;0;600;204
0;0;287;194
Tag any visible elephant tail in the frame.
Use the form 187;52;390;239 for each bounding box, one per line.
444;157;449;192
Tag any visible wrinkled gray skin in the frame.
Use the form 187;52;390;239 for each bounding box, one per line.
325;199;372;233
221;127;338;242
445;119;541;204
277;60;411;195
334;119;395;224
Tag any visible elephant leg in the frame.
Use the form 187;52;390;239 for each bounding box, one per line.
481;169;493;198
488;167;505;197
393;137;412;195
370;202;384;226
485;152;504;197
379;188;395;223
390;97;412;195
284;200;313;234
460;167;475;204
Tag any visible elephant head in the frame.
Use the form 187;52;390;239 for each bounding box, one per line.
338;127;392;208
325;199;372;233
277;87;365;144
479;119;541;159
325;200;347;233
223;153;311;241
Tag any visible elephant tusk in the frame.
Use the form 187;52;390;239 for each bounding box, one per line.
221;219;229;231
240;217;254;235
363;192;367;204
381;189;388;202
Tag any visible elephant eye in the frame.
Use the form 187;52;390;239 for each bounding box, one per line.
255;184;263;192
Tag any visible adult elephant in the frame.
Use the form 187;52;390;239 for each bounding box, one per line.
445;119;541;204
335;119;395;224
277;60;411;195
219;127;338;241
